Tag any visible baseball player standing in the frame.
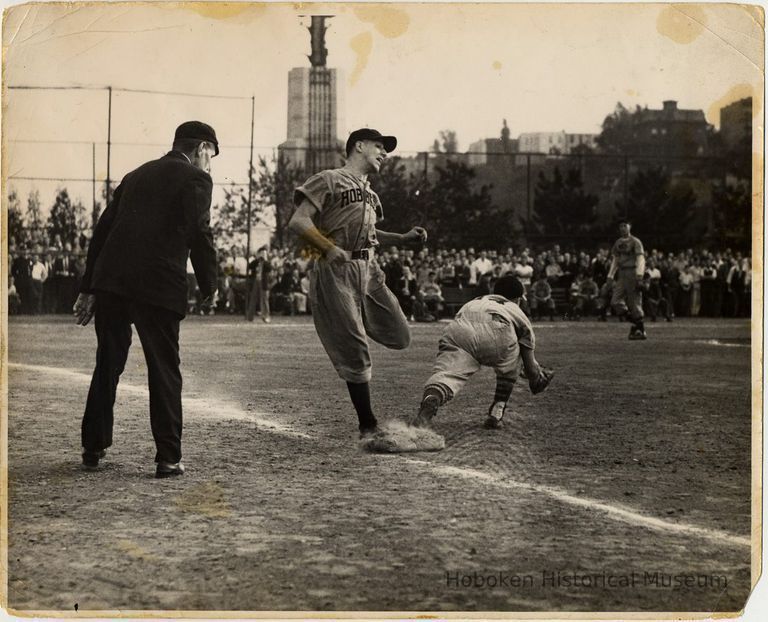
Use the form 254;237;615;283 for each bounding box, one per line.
409;276;553;430
607;220;647;339
288;128;428;438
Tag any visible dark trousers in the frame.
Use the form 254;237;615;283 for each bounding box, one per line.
29;280;44;314
245;276;260;321
82;292;183;463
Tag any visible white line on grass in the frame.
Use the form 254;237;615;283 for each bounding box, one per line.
187;323;319;329
402;458;751;550
695;339;750;348
187;322;450;330
10;362;750;549
7;363;311;439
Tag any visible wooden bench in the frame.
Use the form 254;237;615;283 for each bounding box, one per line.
441;286;481;317
550;286;570;314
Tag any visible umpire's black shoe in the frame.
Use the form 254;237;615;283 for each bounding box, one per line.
155;461;185;478
82;449;107;470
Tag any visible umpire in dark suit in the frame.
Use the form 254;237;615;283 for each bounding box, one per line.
74;121;219;478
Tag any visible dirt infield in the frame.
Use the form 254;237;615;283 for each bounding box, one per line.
6;315;753;613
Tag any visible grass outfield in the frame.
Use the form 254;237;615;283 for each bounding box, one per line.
6;314;753;613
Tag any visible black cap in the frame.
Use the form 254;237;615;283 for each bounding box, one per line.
174;121;219;156
493;275;525;301
345;128;397;156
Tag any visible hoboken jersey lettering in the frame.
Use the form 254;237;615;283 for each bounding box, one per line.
339;186;376;208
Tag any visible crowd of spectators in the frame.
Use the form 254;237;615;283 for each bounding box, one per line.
372;244;752;322
9;234;752;322
9;235;88;315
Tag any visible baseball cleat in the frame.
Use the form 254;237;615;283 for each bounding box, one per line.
410;394;440;428
483;416;503;429
484;402;505;429
628;328;647;340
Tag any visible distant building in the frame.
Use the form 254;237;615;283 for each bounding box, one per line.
467;138;520;166
631;100;711;157
566;133;598;153
519;131;566;155
468;120;519;166
720;97;752;151
517;131;597;155
278;17;344;175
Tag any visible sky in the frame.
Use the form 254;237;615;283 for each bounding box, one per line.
2;1;764;215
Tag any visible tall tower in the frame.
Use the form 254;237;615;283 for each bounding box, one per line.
279;16;344;174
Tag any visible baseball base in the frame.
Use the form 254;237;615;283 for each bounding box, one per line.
360;420;446;453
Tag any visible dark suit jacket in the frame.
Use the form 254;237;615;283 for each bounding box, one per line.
11;255;32;282
53;254;76;277
80;151;217;317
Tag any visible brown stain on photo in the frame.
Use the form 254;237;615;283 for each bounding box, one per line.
706;83;760;125
492;60;502;71
174;481;231;519
657;4;708;44
353;5;410;39
348;5;409;84
743;4;765;28
181;2;266;22
349;31;373;86
114;539;160;562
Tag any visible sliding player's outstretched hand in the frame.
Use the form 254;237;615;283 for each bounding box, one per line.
529;366;555;395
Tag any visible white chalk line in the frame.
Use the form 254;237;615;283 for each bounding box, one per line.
192;322;448;330
9;362;750;549
402;458;750;550
7;363;311;439
695;339;750;348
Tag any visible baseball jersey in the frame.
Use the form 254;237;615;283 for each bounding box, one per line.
294;168;383;252
456;295;535;350
611;235;644;270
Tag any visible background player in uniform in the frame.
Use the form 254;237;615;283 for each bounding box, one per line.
288;128;428;439
409;276;553;430
607;221;647;340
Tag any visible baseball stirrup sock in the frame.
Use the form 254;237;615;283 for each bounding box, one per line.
422;383;452;406
488;401;506;421
346;382;377;430
493;377;515;404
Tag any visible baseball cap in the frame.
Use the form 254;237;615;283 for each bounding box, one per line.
174;121;219;156
493;275;525;301
345;128;397;155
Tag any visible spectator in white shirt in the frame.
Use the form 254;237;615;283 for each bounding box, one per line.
471;251;493;281
30;254;48;314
